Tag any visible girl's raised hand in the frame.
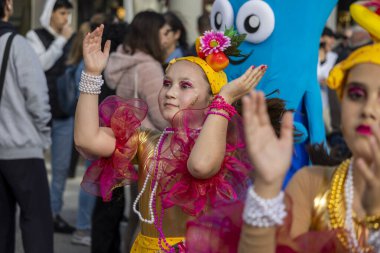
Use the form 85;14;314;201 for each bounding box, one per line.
243;91;293;198
219;65;267;104
356;124;380;215
83;24;111;76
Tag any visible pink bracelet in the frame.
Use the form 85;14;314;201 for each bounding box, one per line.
206;111;231;121
207;95;237;120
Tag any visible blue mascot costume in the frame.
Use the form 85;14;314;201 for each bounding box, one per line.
210;0;338;184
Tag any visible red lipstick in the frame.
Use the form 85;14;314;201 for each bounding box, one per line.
356;125;372;136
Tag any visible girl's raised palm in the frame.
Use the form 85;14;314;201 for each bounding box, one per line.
83;24;111;76
355;124;380;214
220;65;267;104
243;91;293;186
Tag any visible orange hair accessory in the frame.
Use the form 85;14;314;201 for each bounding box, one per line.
327;43;380;99
167;56;228;95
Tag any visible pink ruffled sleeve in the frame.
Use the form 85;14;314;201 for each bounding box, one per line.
159;110;253;217
186;196;343;253
81;95;148;201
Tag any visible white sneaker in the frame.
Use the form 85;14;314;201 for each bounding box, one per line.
71;230;91;247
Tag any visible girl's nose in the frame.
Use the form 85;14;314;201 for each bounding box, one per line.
165;84;178;99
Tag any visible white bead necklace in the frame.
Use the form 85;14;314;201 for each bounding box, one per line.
132;128;174;224
344;160;363;253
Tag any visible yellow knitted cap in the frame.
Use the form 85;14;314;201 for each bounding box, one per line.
167;56;228;95
327;43;380;99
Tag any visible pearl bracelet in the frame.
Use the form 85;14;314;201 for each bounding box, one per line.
242;185;287;228
79;71;104;95
369;230;380;252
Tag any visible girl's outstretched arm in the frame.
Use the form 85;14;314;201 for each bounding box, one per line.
187;66;266;179
238;91;294;253
74;25;115;157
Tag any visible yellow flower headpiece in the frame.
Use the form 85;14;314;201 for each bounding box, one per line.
327;43;380;99
166;28;246;95
167;56;228;95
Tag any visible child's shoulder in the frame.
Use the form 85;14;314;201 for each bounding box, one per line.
287;165;334;195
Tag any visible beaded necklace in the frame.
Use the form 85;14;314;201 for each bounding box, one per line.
132;128;174;224
328;159;374;253
133;127;190;252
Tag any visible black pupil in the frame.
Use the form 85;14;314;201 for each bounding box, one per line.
244;14;260;33
215;12;222;30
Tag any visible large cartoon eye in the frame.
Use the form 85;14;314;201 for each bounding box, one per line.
210;0;234;31
236;0;275;44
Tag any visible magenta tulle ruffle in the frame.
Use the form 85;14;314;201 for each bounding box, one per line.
186;196;354;253
158;108;252;216
186;201;244;253
81;95;252;215
81;96;147;201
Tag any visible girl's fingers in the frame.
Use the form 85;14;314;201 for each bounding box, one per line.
247;65;267;89
257;92;270;126
369;134;380;178
104;40;111;57
280;111;294;145
243;92;258;129
356;158;376;186
243;95;256;141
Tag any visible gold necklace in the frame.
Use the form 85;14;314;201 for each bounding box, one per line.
328;159;352;250
327;159;375;253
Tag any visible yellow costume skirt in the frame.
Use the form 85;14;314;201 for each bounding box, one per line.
130;233;184;252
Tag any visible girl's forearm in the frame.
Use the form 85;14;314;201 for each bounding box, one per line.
187;114;228;179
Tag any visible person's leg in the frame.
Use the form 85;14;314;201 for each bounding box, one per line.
51;117;75;232
91;187;125;253
123;182;139;253
72;182;96;246
76;160;96;231
76;187;96;229
1;159;53;253
0;162;16;253
68;144;80;178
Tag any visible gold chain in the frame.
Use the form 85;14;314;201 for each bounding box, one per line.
327;159;376;252
328;159;352;249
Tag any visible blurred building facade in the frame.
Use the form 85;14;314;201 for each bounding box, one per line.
11;0;355;48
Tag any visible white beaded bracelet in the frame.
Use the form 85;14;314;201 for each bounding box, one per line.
369;230;380;252
242;185;287;228
79;71;104;95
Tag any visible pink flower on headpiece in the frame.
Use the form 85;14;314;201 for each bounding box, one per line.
200;31;231;56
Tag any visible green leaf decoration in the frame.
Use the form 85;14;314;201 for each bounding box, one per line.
224;26;237;38
222;26;247;58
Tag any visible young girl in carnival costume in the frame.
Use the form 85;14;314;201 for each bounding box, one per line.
74;24;283;252
238;42;380;252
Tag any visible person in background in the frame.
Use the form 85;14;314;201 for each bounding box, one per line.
104;10;168;132
188;13;211;56
26;0;76;234
318;27;338;135
163;11;188;63
239;43;380;253
0;0;53;252
59;21;97;247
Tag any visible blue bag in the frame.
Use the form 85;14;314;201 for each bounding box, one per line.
56;61;83;116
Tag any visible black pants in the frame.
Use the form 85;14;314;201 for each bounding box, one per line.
0;158;53;253
91;186;125;253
